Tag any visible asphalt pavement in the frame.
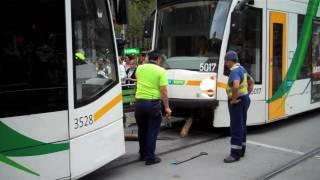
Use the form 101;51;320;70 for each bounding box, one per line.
81;110;320;180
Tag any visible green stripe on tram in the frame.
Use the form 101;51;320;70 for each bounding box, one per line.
268;0;320;103
168;79;186;85
0;122;69;176
0;154;40;176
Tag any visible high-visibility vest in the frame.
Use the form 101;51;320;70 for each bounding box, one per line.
226;65;249;98
75;52;85;60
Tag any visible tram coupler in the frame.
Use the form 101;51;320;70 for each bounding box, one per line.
180;117;193;137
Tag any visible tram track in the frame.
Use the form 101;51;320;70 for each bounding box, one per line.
156;130;222;156
98;128;222;171
258;146;320;180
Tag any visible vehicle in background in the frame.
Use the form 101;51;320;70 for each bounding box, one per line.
145;0;320;127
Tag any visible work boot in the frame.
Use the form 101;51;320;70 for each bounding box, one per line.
240;146;246;158
240;152;245;158
223;155;239;163
145;157;161;165
139;156;146;161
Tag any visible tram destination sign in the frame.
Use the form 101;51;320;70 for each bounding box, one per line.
124;48;141;55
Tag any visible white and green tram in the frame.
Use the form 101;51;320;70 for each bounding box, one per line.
150;0;320;127
0;0;126;179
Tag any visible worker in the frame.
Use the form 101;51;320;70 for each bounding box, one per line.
75;52;85;60
74;51;87;65
134;50;172;165
224;50;254;163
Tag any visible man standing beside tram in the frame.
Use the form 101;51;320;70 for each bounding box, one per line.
223;50;254;163
134;50;172;165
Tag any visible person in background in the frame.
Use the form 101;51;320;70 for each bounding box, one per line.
126;58;137;84
104;58;112;78
119;57;127;84
135;50;172;165
197;36;208;56
123;56;130;71
97;58;108;78
140;52;149;64
224;50;254;163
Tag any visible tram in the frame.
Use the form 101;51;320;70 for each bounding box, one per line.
0;0;126;179
148;0;320;127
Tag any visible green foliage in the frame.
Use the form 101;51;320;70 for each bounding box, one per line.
115;0;156;38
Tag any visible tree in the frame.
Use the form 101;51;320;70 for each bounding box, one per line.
115;0;156;49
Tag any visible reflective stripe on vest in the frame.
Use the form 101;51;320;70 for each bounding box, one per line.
231;145;243;150
226;65;249;98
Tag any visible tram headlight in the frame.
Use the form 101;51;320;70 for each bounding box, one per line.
200;76;216;98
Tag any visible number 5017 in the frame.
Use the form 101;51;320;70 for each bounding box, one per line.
200;63;217;72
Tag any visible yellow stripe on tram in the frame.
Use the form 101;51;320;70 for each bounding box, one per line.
186;80;201;86
94;93;122;122
185;80;227;89
217;82;228;89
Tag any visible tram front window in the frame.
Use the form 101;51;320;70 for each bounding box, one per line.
72;0;118;107
155;0;231;71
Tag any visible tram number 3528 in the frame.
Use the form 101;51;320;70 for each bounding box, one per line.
74;115;94;129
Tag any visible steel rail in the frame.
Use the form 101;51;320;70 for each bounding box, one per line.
258;146;320;180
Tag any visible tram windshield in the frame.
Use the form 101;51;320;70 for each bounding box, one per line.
155;0;231;71
72;0;118;107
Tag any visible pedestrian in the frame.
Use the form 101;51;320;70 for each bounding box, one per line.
123;56;130;71
140;52;148;64
125;58;137;84
134;50;172;165
224;50;254;163
97;58;108;78
118;57;127;84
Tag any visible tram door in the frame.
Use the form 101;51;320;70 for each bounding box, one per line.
67;0;125;178
268;12;287;121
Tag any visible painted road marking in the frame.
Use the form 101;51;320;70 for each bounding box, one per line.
247;140;320;159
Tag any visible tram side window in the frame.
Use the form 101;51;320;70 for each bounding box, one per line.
228;7;262;84
297;14;312;79
72;0;118;107
0;0;67;118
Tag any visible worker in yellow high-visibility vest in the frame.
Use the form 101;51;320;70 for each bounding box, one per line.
224;51;254;163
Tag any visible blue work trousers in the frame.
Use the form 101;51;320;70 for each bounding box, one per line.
228;95;251;158
135;100;162;161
